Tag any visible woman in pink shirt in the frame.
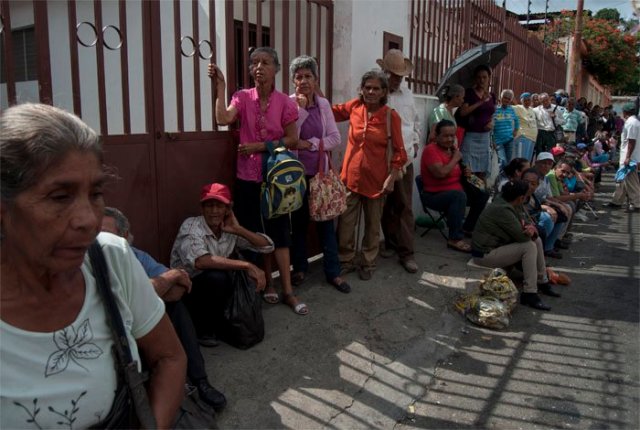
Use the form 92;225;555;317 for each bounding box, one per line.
208;48;308;316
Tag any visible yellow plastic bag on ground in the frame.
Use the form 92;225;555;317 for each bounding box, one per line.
479;268;518;313
453;268;517;330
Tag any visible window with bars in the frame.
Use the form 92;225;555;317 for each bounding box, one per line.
0;26;38;83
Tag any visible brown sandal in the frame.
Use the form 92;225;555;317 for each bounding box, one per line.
447;240;471;253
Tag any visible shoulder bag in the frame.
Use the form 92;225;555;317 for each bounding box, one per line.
308;139;347;221
89;242;157;429
89;242;218;429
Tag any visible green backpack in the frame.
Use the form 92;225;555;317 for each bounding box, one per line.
260;141;307;219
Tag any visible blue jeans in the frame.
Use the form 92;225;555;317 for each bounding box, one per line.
291;178;341;281
495;139;514;169
537;211;566;252
592;153;609;163
420;190;467;240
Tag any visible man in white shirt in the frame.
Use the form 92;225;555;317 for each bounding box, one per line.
534;92;564;154
377;49;420;273
608;103;640;212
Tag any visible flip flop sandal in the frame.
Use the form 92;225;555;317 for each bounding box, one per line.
282;294;309;316
262;287;279;304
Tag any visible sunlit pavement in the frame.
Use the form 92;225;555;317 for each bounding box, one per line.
205;173;639;429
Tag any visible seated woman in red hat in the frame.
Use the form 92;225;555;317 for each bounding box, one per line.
170;183;274;345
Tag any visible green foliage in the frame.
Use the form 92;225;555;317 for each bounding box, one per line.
581;19;639;91
593;8;621;23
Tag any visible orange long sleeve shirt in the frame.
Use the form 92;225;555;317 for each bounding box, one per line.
333;98;407;198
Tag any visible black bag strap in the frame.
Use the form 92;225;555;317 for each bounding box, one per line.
88;241;157;429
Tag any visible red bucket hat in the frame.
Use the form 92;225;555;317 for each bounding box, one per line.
200;183;232;204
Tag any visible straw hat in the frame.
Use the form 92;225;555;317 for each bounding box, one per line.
376;49;413;76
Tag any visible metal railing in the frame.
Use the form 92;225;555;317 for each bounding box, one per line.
408;0;567;97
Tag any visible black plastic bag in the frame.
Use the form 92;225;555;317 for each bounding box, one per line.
219;270;265;349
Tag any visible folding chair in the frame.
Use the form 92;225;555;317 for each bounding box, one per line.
415;175;448;239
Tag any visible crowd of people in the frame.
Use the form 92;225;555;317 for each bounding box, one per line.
1;46;638;428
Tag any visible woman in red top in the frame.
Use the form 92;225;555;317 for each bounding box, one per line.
333;70;407;280
420;119;488;252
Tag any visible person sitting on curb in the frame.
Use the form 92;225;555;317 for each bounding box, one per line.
170;184;282;331
521;169;568;260
471;180;560;311
419;119;489;253
546;160;592;222
532;152;574;258
102;207;227;412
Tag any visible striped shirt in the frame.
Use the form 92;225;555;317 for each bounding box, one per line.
492;104;520;146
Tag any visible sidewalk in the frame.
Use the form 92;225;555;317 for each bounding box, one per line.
205;174;640;429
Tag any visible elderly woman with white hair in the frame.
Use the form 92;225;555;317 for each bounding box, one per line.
492;88;520;168
288;55;351;293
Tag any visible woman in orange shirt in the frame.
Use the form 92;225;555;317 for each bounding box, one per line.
333;70;407;281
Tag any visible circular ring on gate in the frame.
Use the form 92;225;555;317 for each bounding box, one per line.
76;21;99;47
102;24;123;50
180;35;197;57
198;39;213;60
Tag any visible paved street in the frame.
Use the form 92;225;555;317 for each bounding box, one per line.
205;174;639;429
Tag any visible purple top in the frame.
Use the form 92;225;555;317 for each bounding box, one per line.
298;104;323;175
290;94;342;177
462;87;496;133
230;87;298;182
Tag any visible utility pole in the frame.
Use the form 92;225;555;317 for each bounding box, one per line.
567;0;584;97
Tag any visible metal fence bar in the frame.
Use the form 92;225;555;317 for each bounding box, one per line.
173;0;184;131
93;0;107;132
242;0;249;88
119;0;131;134
209;0;217;128
191;0;201;131
67;0;81;115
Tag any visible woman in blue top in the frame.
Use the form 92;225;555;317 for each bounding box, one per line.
492;89;520;168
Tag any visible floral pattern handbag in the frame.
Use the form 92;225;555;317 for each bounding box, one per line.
308;140;347;222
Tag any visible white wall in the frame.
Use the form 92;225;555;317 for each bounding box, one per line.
331;0;441;218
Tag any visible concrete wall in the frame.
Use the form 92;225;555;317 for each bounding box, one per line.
331;0;440;218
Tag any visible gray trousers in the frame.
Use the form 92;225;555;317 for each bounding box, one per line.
612;170;640;207
473;238;547;293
